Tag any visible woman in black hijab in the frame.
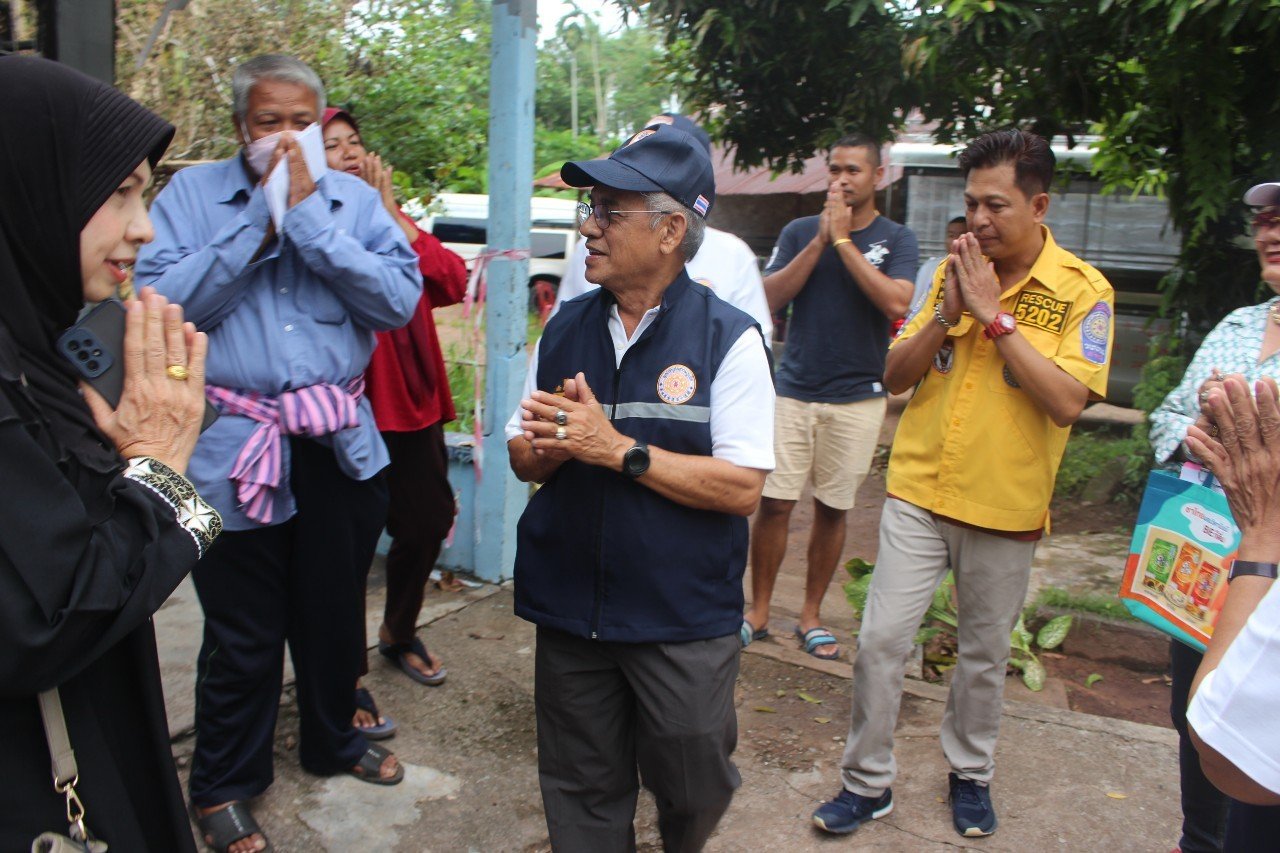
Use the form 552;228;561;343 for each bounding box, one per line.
0;56;220;851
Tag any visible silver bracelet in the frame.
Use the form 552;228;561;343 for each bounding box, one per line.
933;302;960;329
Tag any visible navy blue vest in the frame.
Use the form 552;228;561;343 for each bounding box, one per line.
514;272;763;643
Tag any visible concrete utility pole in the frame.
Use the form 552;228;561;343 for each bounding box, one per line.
474;0;536;581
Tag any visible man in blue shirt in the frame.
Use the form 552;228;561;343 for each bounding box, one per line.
136;54;420;853
744;133;919;661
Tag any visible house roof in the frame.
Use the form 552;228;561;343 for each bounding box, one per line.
535;145;902;195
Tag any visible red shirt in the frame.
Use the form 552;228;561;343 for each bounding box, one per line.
364;212;468;432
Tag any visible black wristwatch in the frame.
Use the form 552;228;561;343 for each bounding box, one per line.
1228;560;1279;583
622;442;650;479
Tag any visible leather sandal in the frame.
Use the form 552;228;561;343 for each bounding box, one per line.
194;801;272;853
347;742;404;786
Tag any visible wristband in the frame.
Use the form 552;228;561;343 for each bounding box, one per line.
1228;559;1279;583
933;302;960;329
832;237;852;248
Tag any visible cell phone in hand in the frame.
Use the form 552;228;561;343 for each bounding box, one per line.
57;299;218;432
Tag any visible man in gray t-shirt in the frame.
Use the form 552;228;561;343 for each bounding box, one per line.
743;133;918;661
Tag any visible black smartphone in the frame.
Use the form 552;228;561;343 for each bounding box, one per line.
57;299;219;432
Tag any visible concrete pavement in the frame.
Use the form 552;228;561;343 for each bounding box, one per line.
155;559;1181;852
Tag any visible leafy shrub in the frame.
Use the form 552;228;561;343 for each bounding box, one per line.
843;557;1071;691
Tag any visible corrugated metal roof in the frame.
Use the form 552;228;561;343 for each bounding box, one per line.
533;145;903;195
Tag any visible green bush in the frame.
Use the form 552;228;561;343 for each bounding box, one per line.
1054;430;1149;502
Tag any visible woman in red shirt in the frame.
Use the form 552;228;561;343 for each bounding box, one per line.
323;108;467;737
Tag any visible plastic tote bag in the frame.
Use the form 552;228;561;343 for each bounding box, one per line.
1118;466;1240;652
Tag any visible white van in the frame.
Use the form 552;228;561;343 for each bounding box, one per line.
420;193;579;315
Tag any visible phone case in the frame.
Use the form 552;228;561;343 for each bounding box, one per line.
57;299;219;432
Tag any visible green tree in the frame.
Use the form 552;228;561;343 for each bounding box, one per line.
638;0;1280;327
117;0;493;196
331;0;493;196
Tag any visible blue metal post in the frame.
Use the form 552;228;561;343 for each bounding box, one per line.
474;0;536;582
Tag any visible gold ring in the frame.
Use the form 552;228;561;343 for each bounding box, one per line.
166;365;190;381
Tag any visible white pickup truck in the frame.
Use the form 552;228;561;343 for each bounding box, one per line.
418;193;579;317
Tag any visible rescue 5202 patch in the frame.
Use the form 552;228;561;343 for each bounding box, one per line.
1013;291;1071;334
657;364;697;404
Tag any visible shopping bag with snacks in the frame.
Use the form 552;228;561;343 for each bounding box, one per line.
1118;465;1240;652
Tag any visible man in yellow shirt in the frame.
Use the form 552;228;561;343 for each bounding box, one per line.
812;129;1114;839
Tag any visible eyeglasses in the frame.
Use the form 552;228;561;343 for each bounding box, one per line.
1253;207;1280;233
576;200;670;230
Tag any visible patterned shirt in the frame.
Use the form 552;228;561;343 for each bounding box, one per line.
1149;297;1280;464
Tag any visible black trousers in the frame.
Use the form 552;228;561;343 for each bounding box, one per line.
188;437;389;806
360;424;454;675
534;627;741;853
1171;639;1230;853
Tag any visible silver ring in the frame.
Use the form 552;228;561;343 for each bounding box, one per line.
1199;388;1211;405
555;409;568;426
555;426;567;441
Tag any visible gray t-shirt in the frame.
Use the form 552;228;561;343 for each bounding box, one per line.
766;214;919;402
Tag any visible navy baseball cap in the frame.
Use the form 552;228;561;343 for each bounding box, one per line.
1245;182;1280;207
561;124;715;218
654;113;712;157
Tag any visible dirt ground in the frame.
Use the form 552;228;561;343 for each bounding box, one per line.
172;588;1181;852
752;393;1171;730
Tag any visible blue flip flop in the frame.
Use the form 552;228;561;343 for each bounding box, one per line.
739;619;769;648
795;626;842;660
354;686;397;740
378;636;448;686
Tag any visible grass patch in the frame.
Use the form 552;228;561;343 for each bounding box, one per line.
1030;587;1136;622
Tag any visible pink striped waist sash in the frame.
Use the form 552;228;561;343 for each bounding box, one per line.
205;378;365;524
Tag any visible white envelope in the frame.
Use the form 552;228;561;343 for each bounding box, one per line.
263;122;329;230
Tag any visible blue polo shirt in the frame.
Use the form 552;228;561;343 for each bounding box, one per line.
766;214;918;403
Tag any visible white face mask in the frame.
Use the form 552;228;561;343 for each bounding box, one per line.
241;121;287;177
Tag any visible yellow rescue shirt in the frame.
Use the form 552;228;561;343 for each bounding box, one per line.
886;227;1114;532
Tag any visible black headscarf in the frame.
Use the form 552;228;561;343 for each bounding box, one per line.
0;56;174;476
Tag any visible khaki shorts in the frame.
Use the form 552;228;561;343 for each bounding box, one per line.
762;395;887;511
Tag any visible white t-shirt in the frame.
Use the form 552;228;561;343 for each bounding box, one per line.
1187;580;1280;794
505;303;775;471
551;228;774;348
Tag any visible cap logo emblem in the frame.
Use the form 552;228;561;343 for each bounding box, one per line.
657;364;697;404
693;195;710;215
624;128;656;147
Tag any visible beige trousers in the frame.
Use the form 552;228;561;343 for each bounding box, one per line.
840;498;1037;796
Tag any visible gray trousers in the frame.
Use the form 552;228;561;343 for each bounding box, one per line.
841;499;1037;795
534;627;741;853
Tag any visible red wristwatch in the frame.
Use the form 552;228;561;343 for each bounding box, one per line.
983;312;1016;340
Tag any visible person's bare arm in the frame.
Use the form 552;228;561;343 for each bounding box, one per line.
825;192;911;318
1183;377;1280;804
993;333;1090;426
953;234;1088;426
507;436;568;484
520;372;766;516
762;207;829;314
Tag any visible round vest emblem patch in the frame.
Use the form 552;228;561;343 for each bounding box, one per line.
657;364;697;404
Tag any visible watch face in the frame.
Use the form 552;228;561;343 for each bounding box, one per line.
624;444;650;477
998;313;1016;331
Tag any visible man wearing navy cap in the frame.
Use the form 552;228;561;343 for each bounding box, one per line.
550;113;774;346
505;124;776;851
